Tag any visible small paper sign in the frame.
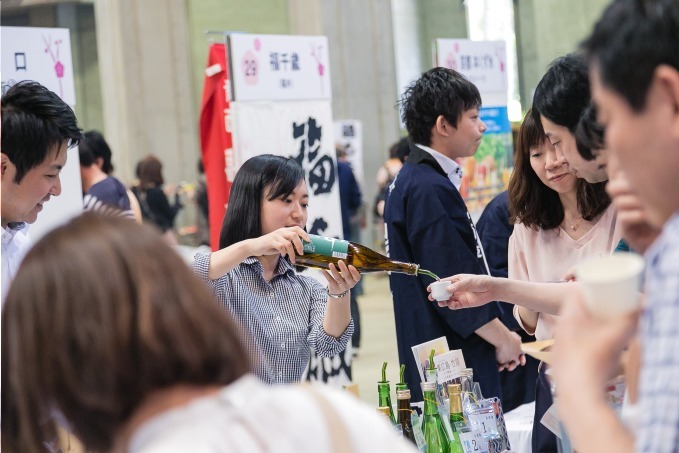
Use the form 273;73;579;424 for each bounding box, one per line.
468;412;497;435
433;349;466;384
459;431;489;453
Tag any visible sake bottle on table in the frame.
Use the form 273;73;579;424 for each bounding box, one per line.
421;381;451;453
448;384;465;453
377;362;396;424
425;349;444;405
296;234;439;279
395;364;408;392
396;389;417;445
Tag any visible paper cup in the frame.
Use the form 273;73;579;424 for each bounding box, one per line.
576;253;645;320
430;281;452;301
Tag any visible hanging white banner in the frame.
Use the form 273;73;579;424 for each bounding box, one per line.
229;34;331;101
231;100;342;239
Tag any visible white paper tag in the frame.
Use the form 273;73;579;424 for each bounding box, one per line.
540;403;563;439
433;349;466;385
468;412;497;435
459;431;489;453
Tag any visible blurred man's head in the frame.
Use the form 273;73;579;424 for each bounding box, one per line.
583;0;679;226
572;104;609;183
1;81;82;228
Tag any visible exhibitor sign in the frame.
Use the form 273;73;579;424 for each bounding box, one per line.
229;34;331;101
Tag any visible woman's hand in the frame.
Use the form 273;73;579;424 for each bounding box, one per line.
322;261;361;295
247;226;309;262
428;274;497;309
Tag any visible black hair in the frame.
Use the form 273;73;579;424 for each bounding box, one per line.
574;104;605;161
218;154;305;249
399;67;482;146
1;81;82;183
531;53;590;133
582;0;679;112
79;130;114;173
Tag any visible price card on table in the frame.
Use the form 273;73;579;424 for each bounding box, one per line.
468;412;497;435
459;431;489;453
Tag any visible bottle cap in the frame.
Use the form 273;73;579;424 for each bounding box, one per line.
396;389;411;399
448;383;461;395
421;381;436;391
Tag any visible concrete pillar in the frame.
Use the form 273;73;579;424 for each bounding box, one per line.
94;0;199;186
310;0;401;243
514;0;609;108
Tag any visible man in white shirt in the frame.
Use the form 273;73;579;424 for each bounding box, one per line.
1;81;82;302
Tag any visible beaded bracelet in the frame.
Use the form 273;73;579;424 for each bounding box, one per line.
327;288;349;298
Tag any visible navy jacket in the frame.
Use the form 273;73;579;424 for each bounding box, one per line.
337;160;362;241
384;145;504;402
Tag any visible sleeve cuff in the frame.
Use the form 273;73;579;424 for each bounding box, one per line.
315;319;354;357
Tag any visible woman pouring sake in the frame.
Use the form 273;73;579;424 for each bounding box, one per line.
192;154;359;384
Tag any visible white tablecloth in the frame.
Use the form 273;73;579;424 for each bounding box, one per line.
505;401;534;453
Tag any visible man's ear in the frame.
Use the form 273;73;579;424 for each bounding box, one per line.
1;153;9;176
655;65;679;138
434;115;453;138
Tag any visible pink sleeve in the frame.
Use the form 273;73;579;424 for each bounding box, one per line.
509;227;536;335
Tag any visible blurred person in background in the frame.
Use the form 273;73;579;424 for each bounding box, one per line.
1;213;416;453
79;130;142;223
79;131;135;219
131;155;183;245
336;144;363;352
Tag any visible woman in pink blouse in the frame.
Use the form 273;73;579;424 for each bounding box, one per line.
508;110;623;451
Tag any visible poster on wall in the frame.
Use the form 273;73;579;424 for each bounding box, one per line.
1;26;83;240
333;119;364;185
435;39;513;217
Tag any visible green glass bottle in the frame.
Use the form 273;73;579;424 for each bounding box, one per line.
377;362;396;424
448;384;465;453
421;381;450;453
395;364;408;392
396;389;417;445
425;349;443;405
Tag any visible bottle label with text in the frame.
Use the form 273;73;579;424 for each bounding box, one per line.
303;235;349;259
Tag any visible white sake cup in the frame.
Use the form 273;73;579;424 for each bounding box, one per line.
576;253;645;321
430;281;452;301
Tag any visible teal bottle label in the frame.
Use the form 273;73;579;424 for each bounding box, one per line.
303;235;349;259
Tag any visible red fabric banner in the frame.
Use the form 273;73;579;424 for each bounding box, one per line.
199;43;233;251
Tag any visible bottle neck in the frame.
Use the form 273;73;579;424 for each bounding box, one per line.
377;382;392;406
423;390;439;416
397;397;412;424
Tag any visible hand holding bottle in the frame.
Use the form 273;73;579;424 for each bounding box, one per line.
247;226;309;262
321;260;361;296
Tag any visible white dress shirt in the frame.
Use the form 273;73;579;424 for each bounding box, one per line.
414;143;463;189
1;223;31;305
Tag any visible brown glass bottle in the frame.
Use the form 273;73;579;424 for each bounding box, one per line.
397;389;417;445
295;234;419;275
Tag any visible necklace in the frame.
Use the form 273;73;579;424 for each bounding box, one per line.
565;214;583;232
